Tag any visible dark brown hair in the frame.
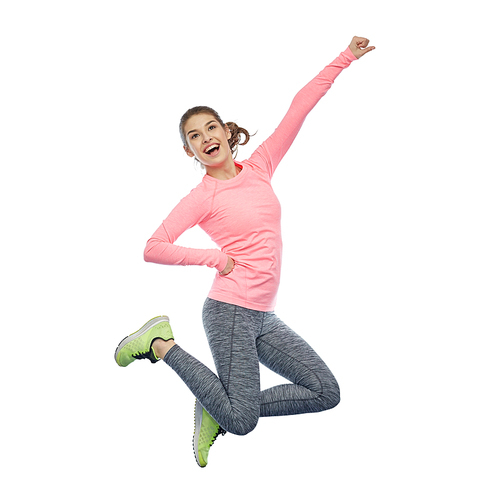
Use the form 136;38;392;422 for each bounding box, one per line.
179;105;252;159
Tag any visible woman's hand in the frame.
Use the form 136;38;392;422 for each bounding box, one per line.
220;256;235;276
349;36;375;59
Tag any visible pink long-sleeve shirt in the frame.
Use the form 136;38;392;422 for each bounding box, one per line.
144;47;357;312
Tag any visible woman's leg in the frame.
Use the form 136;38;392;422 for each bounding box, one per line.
256;312;340;417
162;298;262;435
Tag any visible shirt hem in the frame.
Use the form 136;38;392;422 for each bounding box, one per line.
207;292;275;312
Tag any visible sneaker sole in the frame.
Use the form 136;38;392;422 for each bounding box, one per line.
193;399;205;467
114;315;170;364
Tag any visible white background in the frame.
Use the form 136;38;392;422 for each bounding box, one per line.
1;1;499;498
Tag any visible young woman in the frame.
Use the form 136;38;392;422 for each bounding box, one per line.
115;36;375;467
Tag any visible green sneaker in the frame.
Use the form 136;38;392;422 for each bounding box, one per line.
193;399;226;468
114;316;173;367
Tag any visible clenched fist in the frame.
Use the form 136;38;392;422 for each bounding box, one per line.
349;37;376;59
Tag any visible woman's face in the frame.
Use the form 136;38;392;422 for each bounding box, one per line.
183;113;232;167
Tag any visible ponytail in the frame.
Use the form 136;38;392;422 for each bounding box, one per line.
225;122;251;158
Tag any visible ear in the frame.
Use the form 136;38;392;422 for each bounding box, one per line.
225;124;231;141
184;145;195;158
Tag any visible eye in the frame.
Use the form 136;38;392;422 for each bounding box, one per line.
191;133;199;140
208;124;216;131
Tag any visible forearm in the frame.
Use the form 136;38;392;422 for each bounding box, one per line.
254;46;357;173
293;46;357;111
144;225;227;271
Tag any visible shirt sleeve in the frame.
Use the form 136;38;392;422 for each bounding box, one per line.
143;188;228;272
247;46;357;178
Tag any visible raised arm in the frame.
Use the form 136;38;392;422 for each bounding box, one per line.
248;36;375;177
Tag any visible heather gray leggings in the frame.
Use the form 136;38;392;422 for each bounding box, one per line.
163;298;340;435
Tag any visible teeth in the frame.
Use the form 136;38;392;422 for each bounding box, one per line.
205;145;218;154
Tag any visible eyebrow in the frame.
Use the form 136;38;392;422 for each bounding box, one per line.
186;120;217;137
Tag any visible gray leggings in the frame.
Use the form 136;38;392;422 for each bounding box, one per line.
163;298;340;435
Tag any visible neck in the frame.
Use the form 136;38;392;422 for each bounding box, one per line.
205;157;241;180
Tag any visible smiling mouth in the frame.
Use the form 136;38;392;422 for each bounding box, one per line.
204;144;220;156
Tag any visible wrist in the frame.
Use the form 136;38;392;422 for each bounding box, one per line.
215;251;228;272
345;45;358;61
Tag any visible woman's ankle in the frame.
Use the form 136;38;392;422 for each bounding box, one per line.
152;338;176;360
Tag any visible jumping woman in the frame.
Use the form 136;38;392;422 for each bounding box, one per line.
115;36;375;467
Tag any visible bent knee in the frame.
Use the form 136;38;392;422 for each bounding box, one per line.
324;390;341;410
321;375;341;410
226;412;259;436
